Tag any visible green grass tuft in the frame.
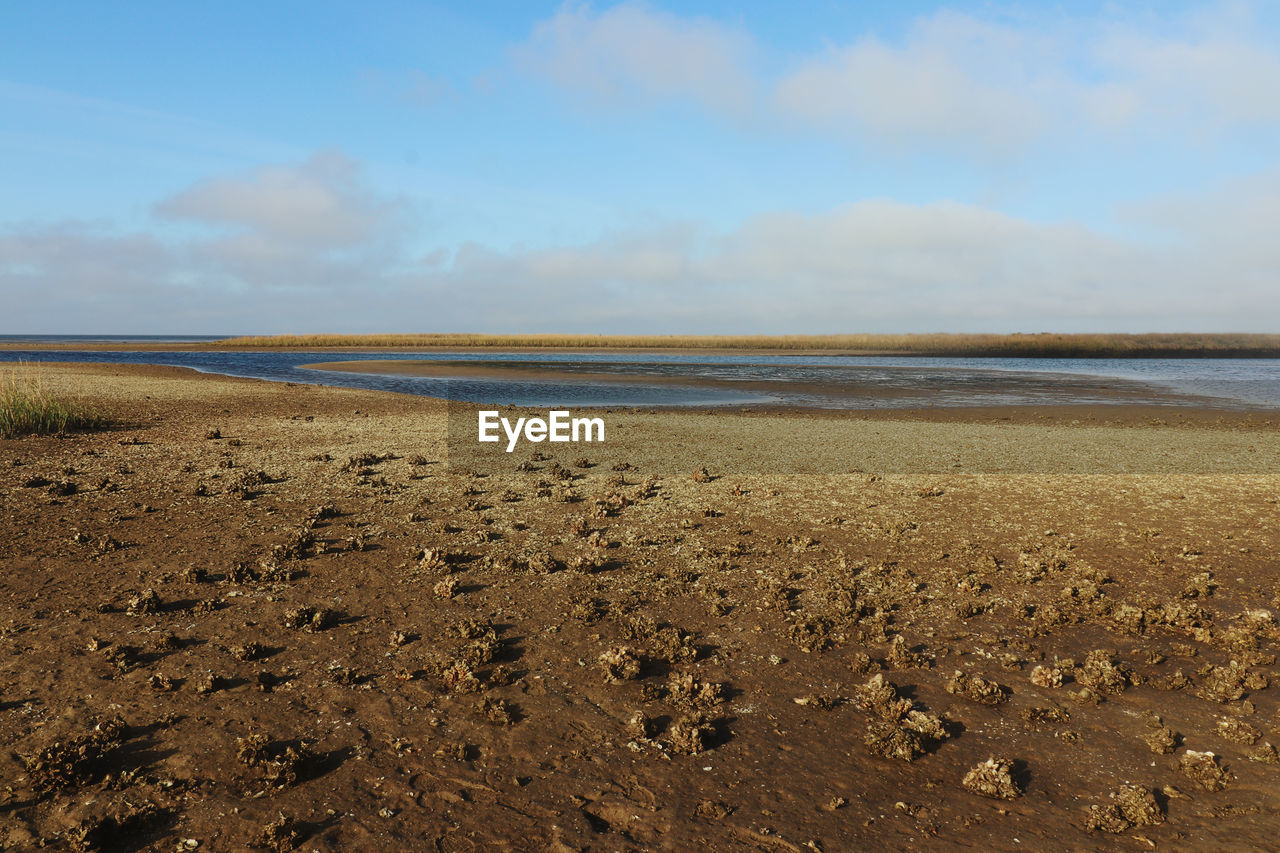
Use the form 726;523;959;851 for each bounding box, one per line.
0;372;110;438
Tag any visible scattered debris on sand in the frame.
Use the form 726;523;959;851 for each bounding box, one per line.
3;362;1280;849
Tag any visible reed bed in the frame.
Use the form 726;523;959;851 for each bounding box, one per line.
0;371;109;438
215;332;1280;357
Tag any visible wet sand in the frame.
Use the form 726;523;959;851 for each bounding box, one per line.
303;357;1219;411
3;362;1280;850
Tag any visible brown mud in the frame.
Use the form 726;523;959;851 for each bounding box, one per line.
1;362;1279;851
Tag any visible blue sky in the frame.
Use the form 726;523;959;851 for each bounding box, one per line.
3;1;1280;333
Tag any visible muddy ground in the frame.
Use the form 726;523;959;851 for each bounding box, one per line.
2;363;1279;851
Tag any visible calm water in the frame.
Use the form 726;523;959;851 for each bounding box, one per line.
1;347;1278;410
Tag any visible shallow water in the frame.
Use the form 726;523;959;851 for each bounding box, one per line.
1;348;1278;410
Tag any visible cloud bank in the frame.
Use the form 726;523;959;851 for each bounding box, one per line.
518;3;1280;153
3;150;1277;333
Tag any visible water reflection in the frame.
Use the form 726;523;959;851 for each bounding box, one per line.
0;349;1276;410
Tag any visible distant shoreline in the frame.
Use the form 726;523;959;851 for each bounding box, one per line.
3;331;1280;358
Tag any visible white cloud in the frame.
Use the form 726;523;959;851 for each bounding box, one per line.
0;220;411;333
156;150;407;248
0;152;419;331
774;12;1056;152
516;2;754;114
0;224;175;298
516;3;1280;154
1093;26;1280;129
409;200;1198;332
1119;166;1280;307
147;151;413;294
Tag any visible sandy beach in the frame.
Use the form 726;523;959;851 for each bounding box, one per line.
1;362;1278;850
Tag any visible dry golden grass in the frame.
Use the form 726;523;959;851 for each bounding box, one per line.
215;332;1280;357
0;370;109;438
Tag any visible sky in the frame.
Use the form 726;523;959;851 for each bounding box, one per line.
3;0;1280;335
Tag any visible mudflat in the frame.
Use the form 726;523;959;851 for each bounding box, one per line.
3;362;1280;850
302;357;1220;410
